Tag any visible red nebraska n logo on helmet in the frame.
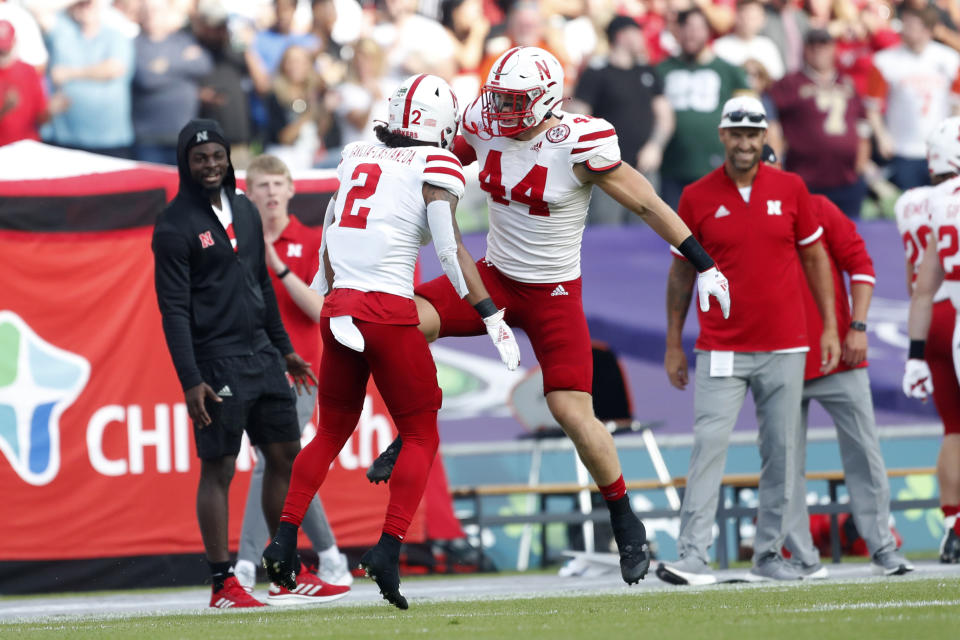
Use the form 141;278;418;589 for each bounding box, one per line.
535;60;551;80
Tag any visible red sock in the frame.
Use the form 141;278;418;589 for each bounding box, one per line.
280;405;359;526
381;411;439;540
946;505;960;534
599;474;627;502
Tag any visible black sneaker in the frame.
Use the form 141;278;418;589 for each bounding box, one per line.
261;536;297;591
940;528;960;564
366;436;403;484
360;545;408;609
612;513;651;585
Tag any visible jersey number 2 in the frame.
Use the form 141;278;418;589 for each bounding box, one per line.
340;163;382;229
479;150;550;216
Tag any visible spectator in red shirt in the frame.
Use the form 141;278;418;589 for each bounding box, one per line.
0;19;52;146
773;177;914;577
769;28;871;217
657;95;839;586
232;153;354;593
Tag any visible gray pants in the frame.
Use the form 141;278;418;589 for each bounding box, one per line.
784;368;895;563
677;351;805;565
237;387;336;565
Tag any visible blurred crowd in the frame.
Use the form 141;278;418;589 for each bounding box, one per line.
2;0;960;219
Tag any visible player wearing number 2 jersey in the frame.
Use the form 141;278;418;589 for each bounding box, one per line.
262;75;521;610
371;46;732;585
902;117;960;563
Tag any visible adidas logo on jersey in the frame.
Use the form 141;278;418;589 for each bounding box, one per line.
217;385;233;397
714;205;731;218
531;141;543;152
550;284;569;297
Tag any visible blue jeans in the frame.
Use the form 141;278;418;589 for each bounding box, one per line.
660;175;697;211
887;156;929;191
810;178;867;219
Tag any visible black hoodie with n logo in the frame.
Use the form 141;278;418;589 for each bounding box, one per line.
152;119;293;391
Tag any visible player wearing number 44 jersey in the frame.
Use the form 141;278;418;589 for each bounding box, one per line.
369;47;732;586
900;116;960;564
262;74;521;610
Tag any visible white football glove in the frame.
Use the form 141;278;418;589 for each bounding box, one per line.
483;309;520;371
698;266;731;319
902;358;933;400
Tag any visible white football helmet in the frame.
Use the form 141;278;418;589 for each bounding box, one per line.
386;74;460;149
481;46;564;137
927;116;960;177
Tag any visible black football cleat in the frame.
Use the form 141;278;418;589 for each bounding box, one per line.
940;528;960;564
612;510;651;584
360;545;408;609
366;436;403;484
261;536;298;591
618;539;651;585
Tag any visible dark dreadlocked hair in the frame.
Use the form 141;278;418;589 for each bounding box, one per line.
374;124;438;149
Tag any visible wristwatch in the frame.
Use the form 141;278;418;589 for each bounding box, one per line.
849;320;867;332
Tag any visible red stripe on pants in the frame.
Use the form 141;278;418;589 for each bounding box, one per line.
281;318;441;540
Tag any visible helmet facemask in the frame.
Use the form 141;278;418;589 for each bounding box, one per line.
481;84;547;137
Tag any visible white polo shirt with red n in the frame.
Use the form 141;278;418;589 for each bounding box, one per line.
671;163;824;352
271;215;323;375
801;195;875;381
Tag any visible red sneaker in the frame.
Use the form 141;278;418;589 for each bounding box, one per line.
266;567;351;606
210;576;266;609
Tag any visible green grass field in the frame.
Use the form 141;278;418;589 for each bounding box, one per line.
4;577;959;640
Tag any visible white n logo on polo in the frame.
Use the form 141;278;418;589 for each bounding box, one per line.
196;130;209;143
286;244;303;258
714;205;731;218
767;200;782;215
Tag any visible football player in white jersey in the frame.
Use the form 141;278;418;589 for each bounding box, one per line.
902;116;960;563
370;47;732;585
261;74;521;609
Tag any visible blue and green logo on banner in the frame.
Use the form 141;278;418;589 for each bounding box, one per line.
0;311;89;486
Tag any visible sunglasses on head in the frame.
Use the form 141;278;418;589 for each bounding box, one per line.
725;110;766;124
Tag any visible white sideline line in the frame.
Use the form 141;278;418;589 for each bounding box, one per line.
788;599;960;613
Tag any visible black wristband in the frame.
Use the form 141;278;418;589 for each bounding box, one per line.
849;320;867;332
473;297;498;318
677;235;715;272
908;340;925;360
277;267;291;279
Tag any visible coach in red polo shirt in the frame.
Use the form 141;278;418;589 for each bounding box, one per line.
233;154;353;592
657;96;840;586
781;192;914;577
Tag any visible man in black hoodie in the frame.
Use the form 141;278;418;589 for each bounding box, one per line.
153;119;343;608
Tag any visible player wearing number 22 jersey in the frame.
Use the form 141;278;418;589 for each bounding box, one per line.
375;47;733;586
902;117;960;564
262;74;520;610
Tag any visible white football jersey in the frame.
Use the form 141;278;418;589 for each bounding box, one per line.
323;141;466;298
927;175;960;308
869;43;960;159
895;185;948;303
461;98;622;283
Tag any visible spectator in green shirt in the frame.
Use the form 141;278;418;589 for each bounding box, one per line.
657;8;750;209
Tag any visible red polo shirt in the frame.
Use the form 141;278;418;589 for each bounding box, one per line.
802;195;875;381
271;215;322;375
672;163;823;352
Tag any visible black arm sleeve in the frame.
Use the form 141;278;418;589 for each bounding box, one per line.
152;229;203;390
253;212;294;356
